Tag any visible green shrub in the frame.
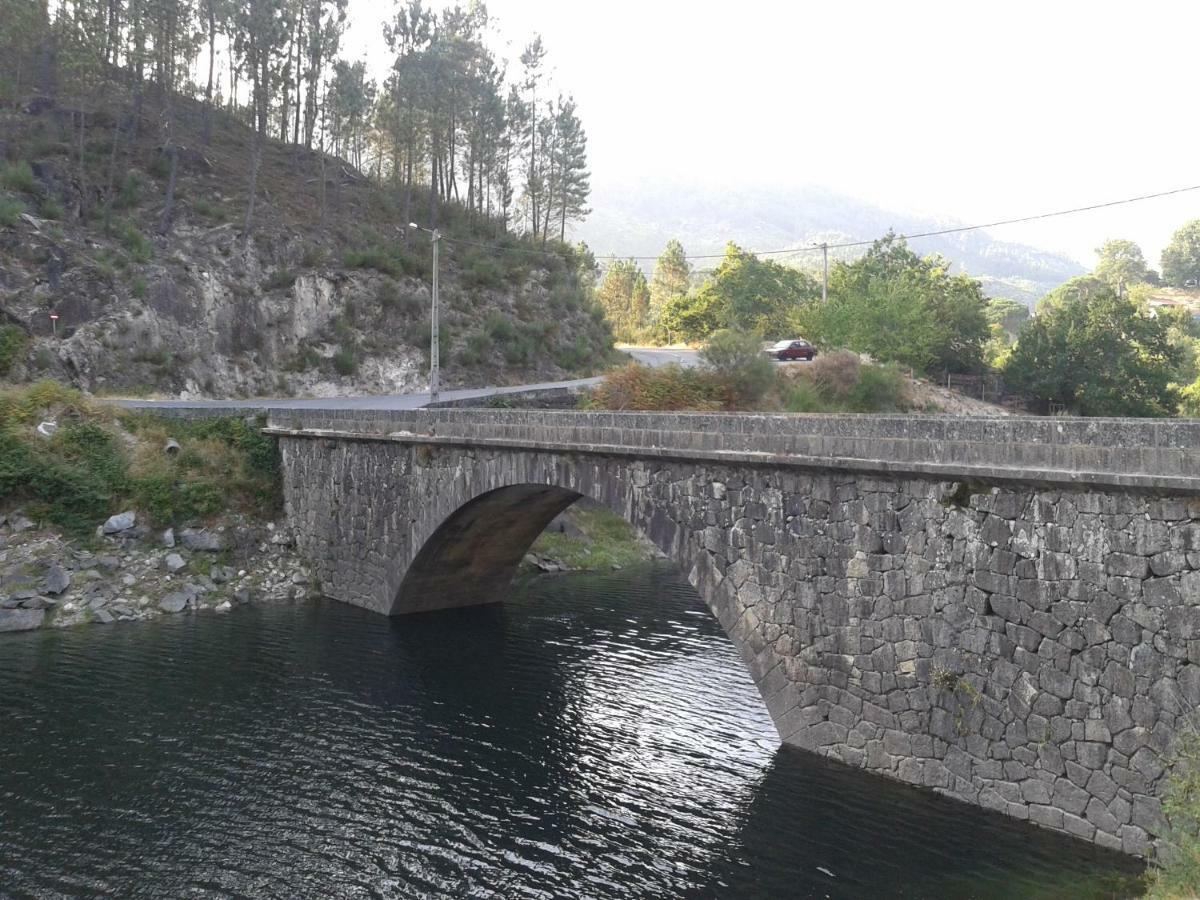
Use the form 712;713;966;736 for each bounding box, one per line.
458;330;492;367
130;276;148;299
461;253;504;290
344;247;403;277
1144;731;1200;897
147;153;171;179
848;363;908;412
0;326;29;376
39;196;63;219
191;197;224;220
700;329;776;406
264;269;296;291
1;161;38;194
784;352;909;413
115;220;152;263
333;344;358;376
0;195;22;227
782;377;830;413
114;173;143;210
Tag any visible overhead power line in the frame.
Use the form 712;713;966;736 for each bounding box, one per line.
435;182;1200;264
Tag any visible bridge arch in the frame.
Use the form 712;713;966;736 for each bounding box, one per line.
389;464;797;741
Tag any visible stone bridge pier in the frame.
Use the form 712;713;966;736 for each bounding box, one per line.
268;408;1200;855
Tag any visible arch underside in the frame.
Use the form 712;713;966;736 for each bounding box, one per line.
395;484;584;614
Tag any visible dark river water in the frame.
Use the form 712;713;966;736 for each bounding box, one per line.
1;563;1142;898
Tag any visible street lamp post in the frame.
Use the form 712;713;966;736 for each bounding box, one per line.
409;222;441;402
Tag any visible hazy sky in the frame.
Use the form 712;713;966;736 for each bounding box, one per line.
343;0;1199;267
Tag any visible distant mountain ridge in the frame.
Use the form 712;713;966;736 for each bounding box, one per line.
574;180;1086;305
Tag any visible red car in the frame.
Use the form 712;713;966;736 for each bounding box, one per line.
763;339;817;361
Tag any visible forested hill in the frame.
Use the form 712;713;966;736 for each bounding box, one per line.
0;2;613;398
577;179;1085;305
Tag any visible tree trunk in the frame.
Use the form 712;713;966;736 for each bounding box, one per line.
243;130;263;252
202;0;215;145
75;110;87;221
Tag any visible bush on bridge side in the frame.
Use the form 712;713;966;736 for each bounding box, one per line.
586;346;910;413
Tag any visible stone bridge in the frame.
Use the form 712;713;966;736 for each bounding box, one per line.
267;408;1200;855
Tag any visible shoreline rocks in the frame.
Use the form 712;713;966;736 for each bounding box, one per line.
0;510;315;633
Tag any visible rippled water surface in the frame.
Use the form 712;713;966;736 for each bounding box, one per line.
1;563;1141;898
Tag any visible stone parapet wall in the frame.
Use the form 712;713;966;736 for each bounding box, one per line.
267;409;1200;492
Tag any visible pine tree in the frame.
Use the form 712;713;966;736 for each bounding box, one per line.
649;239;690;326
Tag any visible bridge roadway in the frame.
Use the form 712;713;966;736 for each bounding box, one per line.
266;407;1200;856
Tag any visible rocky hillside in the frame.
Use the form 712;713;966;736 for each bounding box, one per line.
0;86;616;398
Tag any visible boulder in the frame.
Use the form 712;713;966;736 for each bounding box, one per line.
159;592;189;613
162;528;175;548
9;515;35;533
211;565;236;584
164;553;186;573
103;511;136;534
0;608;45;632
180;529;223;552
43;564;71;595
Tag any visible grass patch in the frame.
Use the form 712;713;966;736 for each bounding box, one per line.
0;382;283;535
527;503;655;571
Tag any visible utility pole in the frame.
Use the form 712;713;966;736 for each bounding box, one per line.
409;223;442;402
821;243;829;303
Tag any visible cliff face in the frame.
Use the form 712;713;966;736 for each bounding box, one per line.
0;92;614;398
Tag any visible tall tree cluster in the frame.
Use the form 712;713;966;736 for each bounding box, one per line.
0;0;592;240
375;5;589;235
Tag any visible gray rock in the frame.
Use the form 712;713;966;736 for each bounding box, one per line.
96;555;121;571
9;515;35;533
180;529;223;552
164;553;186;573
0;608;45;631
20;596;54;610
93;609;114;624
158;592;189;614
103;511;136;534
43;564;71;596
233;587;252;604
162;528;176;548
211;566;236;584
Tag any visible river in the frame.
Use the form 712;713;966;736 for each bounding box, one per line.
0;563;1142;898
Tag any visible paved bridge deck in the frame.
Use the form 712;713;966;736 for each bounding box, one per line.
265;409;1200;494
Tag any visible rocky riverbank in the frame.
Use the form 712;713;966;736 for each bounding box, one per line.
0;509;315;633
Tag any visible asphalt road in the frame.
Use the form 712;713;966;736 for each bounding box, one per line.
622;347;701;368
116;346;699;411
